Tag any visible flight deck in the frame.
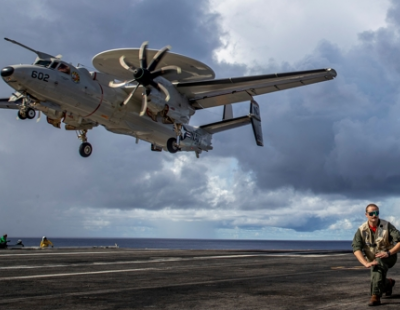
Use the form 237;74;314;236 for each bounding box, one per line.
0;248;399;309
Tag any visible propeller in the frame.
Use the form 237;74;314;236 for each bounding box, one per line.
109;41;181;116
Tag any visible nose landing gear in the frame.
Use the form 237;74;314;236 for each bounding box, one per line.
77;130;92;158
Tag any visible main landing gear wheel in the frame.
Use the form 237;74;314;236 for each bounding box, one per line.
167;137;179;153
79;142;93;158
17;110;26;120
26;108;36;119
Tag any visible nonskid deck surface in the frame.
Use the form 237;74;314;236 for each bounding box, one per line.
0;248;399;309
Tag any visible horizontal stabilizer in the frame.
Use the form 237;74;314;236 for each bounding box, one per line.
200;115;251;134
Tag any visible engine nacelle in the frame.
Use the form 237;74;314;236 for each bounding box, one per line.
146;88;165;114
154;77;194;124
179;125;213;153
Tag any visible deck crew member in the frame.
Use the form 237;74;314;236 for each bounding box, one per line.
352;203;400;306
0;234;10;248
40;236;54;248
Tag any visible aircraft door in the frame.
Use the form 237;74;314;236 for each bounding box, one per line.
53;63;80;108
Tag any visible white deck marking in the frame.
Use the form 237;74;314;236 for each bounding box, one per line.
0;255;266;271
0;267;163;280
0;253;351;280
0;251;350;258
260;254;349;258
0;253;350;270
0;268;346;304
0;251;119;257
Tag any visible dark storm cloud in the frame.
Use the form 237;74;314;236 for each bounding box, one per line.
0;0;227;233
0;0;221;67
83;157;211;211
210;1;400;208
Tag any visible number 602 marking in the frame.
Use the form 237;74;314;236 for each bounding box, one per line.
31;71;49;82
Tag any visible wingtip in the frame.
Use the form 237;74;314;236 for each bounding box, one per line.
327;68;337;77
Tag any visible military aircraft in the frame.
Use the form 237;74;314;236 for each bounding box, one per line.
0;38;337;158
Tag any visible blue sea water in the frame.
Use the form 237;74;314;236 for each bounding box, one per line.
11;238;352;251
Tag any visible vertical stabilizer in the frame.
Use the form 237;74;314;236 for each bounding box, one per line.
250;99;263;146
223;104;233;120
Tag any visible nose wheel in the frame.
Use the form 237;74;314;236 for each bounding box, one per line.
77;130;92;158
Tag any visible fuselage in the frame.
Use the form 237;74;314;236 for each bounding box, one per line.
1;60;188;148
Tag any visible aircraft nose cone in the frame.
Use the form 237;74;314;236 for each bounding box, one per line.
1;66;14;77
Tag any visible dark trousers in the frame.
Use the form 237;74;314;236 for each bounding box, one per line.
371;254;397;296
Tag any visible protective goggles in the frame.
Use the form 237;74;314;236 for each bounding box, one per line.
368;211;379;217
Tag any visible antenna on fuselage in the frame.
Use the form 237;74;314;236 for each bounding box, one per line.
4;37;61;59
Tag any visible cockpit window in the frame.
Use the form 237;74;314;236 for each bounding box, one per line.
50;61;59;69
57;63;71;75
34;60;51;67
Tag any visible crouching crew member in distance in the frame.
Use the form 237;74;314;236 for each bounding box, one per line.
352;203;400;306
40;236;54;248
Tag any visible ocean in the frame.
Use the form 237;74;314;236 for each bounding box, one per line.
10;238;352;250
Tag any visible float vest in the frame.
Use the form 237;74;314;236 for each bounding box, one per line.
359;219;394;262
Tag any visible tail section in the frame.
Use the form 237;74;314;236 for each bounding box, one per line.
199;99;263;147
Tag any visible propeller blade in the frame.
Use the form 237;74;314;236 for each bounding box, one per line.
139;92;148;116
109;78;136;88
151;65;181;79
119;56;136;72
157;83;170;102
148;45;171;71
36;110;41;123
139;41;148;69
123;84;139;106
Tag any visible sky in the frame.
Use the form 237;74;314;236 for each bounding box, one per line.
0;0;399;241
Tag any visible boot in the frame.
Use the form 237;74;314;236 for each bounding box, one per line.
386;278;396;297
368;295;381;306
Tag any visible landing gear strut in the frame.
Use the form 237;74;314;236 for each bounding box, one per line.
77;130;92;158
166;123;182;154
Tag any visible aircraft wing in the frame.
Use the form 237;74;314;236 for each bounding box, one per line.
0;98;20;109
175;68;337;109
